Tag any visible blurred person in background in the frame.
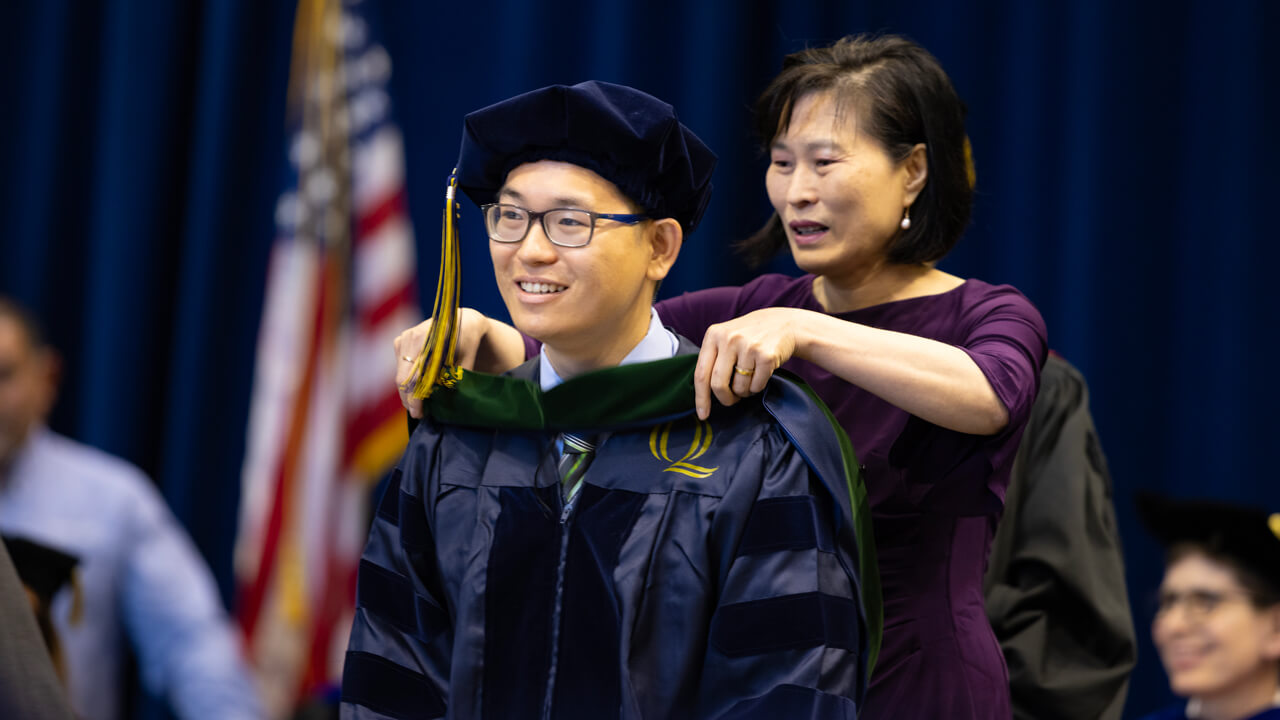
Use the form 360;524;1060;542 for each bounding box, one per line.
1135;492;1280;720
0;296;264;720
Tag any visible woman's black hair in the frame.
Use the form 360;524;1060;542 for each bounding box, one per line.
737;34;974;268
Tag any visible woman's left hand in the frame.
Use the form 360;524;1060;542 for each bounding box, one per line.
693;307;802;419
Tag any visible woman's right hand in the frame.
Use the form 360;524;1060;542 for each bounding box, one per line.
395;308;526;418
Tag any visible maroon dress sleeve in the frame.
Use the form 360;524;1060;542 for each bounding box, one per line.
654;286;749;345
953;285;1048;432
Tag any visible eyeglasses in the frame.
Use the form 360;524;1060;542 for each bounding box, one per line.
1154;589;1255;621
480;203;650;248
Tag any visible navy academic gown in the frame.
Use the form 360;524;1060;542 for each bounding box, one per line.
1139;706;1280;720
341;342;876;719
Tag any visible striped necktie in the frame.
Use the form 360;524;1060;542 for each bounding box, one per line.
558;432;596;502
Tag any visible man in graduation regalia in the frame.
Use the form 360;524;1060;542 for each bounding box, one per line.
340;80;877;720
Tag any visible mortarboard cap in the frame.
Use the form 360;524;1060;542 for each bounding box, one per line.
405;81;717;400
2;535;78;607
1136;491;1280;592
455;80;717;235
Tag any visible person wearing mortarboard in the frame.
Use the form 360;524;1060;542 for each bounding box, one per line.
340;81;877;719
1136;492;1280;720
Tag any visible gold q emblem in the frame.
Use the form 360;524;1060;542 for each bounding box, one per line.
649;420;720;479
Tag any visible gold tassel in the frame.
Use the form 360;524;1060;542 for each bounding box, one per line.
963;135;977;189
406;171;463;398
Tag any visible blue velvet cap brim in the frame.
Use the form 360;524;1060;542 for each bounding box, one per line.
455;81;716;235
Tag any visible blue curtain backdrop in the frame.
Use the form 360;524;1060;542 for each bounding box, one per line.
2;0;1277;717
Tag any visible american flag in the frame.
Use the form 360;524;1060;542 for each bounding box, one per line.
234;0;418;714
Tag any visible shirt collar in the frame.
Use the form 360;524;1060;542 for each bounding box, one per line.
539;308;678;391
1186;689;1280;718
0;425;48;493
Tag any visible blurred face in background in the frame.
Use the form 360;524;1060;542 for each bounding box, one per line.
1153;550;1280;711
0;313;57;470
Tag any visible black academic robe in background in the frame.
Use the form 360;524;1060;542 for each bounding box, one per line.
984;353;1137;720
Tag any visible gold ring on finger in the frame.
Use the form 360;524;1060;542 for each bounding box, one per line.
733;365;754;376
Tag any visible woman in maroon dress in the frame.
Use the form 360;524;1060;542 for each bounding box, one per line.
397;35;1046;719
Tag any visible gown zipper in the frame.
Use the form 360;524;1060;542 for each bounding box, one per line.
540;487;577;719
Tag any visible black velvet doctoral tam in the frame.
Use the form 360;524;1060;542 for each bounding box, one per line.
455;80;717;235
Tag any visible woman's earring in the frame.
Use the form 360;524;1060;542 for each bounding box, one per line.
900;207;911;231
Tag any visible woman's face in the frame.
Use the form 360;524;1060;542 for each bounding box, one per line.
1153;551;1280;702
764;90;921;281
